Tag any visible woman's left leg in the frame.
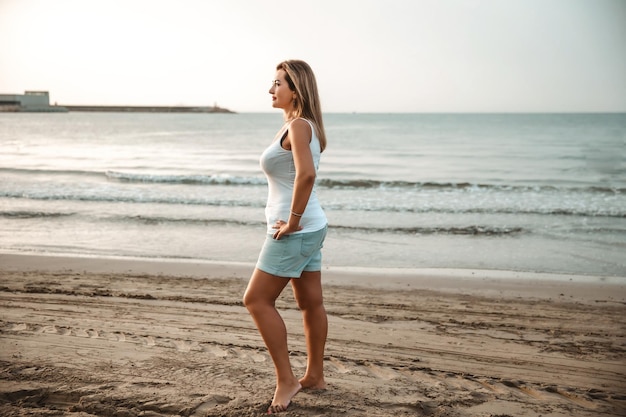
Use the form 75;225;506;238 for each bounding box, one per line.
243;268;301;412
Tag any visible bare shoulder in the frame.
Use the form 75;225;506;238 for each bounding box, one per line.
288;118;312;144
290;118;313;134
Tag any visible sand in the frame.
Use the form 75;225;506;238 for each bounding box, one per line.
1;253;625;417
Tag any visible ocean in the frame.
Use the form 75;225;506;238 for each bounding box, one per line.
0;112;624;276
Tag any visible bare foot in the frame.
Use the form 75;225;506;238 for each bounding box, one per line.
299;376;327;390
268;380;301;414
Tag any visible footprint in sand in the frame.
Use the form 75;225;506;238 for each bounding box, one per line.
59;327;71;336
328;358;350;374
172;340;189;352
39;325;56;334
366;363;399;380
173;340;200;352
517;384;550;400
249;352;267;363
40;325;70;335
290;357;305;368
543;386;598;408
190;395;232;417
205;345;228;357
86;329;100;338
74;328;89;338
472;378;506;394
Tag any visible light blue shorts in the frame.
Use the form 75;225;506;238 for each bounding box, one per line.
256;225;328;278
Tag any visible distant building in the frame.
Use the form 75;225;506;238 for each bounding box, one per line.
0;91;67;112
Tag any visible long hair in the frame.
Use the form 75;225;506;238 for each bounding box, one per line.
277;60;327;152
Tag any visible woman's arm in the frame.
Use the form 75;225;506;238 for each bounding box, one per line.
272;119;315;239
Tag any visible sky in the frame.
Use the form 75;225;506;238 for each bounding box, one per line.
0;0;625;113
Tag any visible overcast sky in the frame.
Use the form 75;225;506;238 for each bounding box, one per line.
1;0;624;113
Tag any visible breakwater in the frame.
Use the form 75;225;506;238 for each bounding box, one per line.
63;105;235;113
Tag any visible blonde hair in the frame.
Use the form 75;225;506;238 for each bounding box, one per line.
277;60;327;152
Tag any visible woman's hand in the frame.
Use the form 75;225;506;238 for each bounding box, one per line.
272;220;302;240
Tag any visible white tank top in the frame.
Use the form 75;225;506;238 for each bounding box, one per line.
260;118;327;234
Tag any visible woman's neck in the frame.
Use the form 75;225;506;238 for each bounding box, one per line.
283;109;298;122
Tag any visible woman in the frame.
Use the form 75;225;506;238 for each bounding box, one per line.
243;60;329;414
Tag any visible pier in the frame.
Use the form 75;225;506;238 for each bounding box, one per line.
0;91;234;113
62;105;234;113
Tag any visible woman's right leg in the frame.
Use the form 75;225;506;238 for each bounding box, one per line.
243;268;301;412
291;270;328;390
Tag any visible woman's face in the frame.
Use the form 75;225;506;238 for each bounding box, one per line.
269;69;295;110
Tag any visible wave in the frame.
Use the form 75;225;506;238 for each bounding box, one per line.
332;224;525;236
1;191;624;217
0;211;75;219
118;215;261;227
2;167;624;193
0;191;264;208
0;210;524;236
318;178;626;193
0;167;104;178
109;173;626;193
106;171;267;186
381;207;626;218
0;167;268;186
107;173;626;194
2;194;624;220
123;217;527;236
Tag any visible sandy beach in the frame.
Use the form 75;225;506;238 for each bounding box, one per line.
1;253;625;416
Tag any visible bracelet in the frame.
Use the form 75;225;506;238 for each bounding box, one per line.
290;210;303;217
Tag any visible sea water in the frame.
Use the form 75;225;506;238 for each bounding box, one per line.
0;112;624;276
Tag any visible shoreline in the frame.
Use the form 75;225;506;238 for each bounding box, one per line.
1;252;624;304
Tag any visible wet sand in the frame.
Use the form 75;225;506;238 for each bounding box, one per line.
1;254;625;416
